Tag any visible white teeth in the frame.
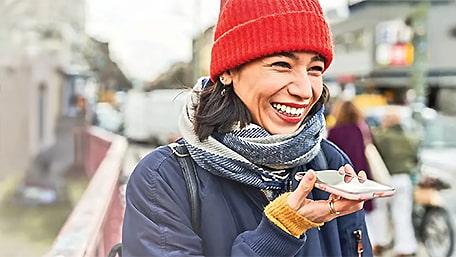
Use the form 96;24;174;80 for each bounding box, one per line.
272;103;304;116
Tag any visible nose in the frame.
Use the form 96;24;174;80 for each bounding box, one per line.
287;71;313;99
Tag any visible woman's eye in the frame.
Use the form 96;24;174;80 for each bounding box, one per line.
271;62;291;69
308;66;323;75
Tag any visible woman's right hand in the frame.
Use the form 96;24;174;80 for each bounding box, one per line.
286;164;365;223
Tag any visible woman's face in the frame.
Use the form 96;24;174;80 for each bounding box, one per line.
226;51;325;135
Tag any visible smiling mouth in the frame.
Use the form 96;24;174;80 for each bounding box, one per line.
272;103;305;117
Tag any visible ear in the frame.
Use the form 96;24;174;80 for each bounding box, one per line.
219;71;233;85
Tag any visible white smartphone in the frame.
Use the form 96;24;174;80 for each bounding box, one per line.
296;170;395;200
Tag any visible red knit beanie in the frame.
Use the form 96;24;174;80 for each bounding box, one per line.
210;0;333;82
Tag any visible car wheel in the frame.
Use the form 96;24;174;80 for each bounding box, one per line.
422;207;454;257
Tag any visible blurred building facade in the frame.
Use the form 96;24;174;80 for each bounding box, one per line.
0;0;88;180
326;0;456;115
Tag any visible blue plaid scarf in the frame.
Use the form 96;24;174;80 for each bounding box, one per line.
178;78;325;190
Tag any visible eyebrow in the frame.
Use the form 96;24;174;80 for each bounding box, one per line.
311;55;326;63
269;52;299;60
268;52;326;63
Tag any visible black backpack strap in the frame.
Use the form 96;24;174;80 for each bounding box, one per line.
106;143;201;257
169;143;201;236
107;242;122;257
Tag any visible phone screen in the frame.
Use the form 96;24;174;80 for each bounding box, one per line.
313;170;395;200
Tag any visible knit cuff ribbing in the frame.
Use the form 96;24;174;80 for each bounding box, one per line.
264;192;324;238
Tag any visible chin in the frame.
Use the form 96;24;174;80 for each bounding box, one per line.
266;125;300;135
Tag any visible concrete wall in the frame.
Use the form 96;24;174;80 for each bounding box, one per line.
0;56;64;180
0;65;32;180
27;54;62;154
0;0;87;180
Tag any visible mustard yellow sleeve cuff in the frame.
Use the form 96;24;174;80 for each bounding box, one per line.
264;192;324;238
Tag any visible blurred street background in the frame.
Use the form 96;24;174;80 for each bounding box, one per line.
1;0;456;257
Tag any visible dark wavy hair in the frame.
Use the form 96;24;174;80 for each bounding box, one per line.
334;100;365;126
193;80;330;141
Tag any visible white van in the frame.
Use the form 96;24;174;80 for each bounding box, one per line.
123;89;188;145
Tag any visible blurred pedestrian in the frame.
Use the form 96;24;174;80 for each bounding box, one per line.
122;0;372;256
368;107;419;256
327;100;373;212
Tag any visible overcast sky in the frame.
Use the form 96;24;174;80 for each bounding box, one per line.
86;0;345;82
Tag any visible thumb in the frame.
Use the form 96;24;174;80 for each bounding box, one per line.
296;170;317;195
287;170;316;209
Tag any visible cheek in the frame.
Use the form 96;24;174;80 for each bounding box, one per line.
235;87;265;115
311;81;323;102
233;84;251;103
232;75;266;108
303;82;324;115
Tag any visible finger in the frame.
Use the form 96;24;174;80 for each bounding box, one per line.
338;164;355;175
326;199;364;218
341;165;358;183
310;199;353;223
343;164;356;176
329;193;343;201
296;170;316;195
287;170;316;210
294;169;313;181
337;166;345;176
345;199;365;213
327;198;341;215
300;198;365;224
357;170;367;183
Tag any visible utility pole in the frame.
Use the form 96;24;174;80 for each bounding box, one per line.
409;0;430;120
407;0;431;143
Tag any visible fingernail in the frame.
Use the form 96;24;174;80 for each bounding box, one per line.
305;170;315;181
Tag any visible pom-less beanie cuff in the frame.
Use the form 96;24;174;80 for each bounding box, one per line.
210;0;333;82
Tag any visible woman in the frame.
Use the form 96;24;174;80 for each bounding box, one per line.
122;0;373;256
327;101;373;186
327;100;374;212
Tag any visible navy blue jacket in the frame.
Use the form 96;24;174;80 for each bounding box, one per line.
122;139;373;256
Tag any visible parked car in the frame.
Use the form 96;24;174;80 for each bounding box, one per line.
363;105;456;257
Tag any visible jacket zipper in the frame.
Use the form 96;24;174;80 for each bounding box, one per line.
353;229;364;257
